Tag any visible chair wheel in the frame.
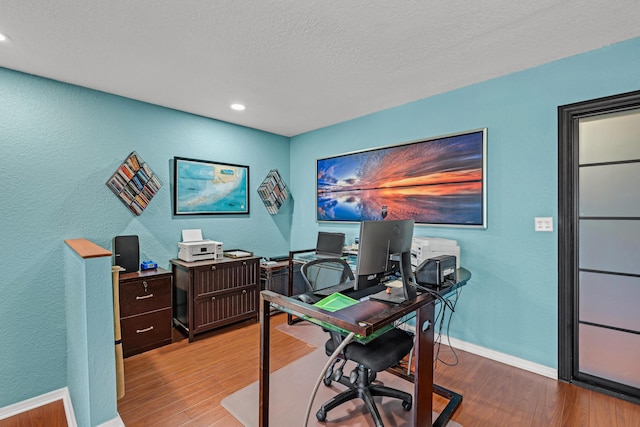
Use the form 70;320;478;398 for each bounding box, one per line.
316;409;327;421
324;366;334;386
402;400;412;411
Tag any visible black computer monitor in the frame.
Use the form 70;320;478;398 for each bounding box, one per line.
355;219;416;302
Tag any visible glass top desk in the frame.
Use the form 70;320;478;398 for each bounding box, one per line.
259;267;471;427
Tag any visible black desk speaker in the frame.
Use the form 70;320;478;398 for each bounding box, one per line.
113;235;139;272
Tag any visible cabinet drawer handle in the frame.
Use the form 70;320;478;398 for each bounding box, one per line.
242;289;247;294
211;266;216;271
211;296;216;301
136;293;154;300
242;261;247;266
136;326;154;334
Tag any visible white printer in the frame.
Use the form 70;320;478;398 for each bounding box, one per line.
178;229;223;262
411;236;460;269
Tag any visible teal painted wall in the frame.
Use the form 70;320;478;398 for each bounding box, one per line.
1;35;639;412
0;68;291;409
64;247;91;425
64;247;117;426
290;37;640;369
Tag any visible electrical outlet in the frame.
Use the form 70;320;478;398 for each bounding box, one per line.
534;217;553;232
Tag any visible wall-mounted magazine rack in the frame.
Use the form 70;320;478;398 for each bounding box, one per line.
257;169;288;214
106;151;162;216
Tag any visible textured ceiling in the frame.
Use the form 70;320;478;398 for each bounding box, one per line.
1;1;639;136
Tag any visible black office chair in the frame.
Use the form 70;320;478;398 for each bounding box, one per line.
301;258;414;427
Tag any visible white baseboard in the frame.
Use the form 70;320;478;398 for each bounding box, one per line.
98;414;125;427
0;388;124;427
0;387;77;427
445;336;558;379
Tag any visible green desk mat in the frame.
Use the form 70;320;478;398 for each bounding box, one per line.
307;292;392;343
313;292;358;312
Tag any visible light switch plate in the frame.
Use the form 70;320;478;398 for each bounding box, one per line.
534;217;553;232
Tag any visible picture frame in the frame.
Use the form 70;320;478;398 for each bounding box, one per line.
173;156;249;215
316;128;487;228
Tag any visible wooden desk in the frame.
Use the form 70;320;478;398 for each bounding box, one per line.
260;260;306;295
286;249;314;324
259;268;471;427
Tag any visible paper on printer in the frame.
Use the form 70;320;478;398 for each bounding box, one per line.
411;236;460;269
178;229;223;262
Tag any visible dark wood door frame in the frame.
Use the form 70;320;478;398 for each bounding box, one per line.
558;89;640;400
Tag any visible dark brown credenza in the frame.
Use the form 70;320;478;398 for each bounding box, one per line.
170;256;260;342
118;267;173;357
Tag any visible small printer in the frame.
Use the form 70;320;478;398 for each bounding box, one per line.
411;236;460;269
415;255;457;288
178;229;223;262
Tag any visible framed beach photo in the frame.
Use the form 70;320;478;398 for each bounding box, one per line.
173;156;249;215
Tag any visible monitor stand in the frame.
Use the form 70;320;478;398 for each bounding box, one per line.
369;251;416;304
369;286;409;304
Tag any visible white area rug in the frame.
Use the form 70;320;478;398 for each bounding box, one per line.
221;321;462;426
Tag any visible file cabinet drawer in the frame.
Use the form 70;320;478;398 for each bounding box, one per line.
120;308;172;357
119;275;171;318
192;258;259;297
118;268;173;357
193;286;257;333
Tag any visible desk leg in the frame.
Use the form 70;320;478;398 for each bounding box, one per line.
287;256;294;325
259;294;270;427
433;384;463;427
414;302;435;426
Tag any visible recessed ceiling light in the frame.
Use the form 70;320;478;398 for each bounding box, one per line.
0;33;9;42
230;103;246;111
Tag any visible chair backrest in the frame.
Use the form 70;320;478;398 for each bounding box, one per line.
301;258;354;293
301;258;355;349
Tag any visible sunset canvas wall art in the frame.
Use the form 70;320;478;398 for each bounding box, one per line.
316;129;486;227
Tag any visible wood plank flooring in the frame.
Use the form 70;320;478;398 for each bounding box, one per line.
118;314;316;427
118;313;640;426
0;400;67;427
430;345;640;426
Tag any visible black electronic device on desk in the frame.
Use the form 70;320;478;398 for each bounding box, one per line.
265;254;289;262
295;293;318;305
355;219;417;304
415;255;457;288
312;280;357;297
113;235;139;273
297;231;346;261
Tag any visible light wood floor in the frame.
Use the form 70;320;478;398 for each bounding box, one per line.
117;313;640;426
0;400;67;427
